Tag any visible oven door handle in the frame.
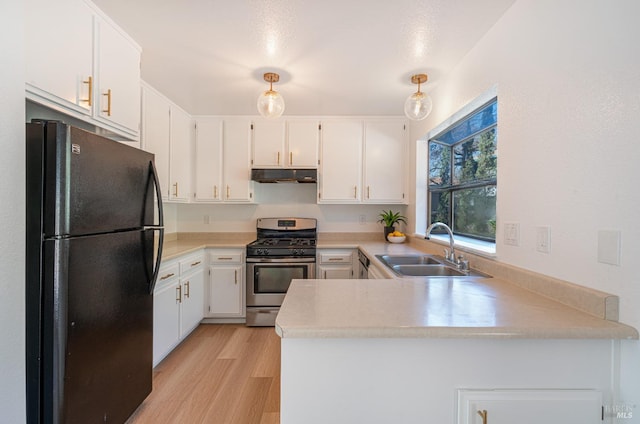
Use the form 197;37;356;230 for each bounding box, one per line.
246;257;316;263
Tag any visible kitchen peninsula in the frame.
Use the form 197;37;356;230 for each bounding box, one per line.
275;243;638;424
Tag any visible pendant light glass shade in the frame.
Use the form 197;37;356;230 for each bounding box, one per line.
404;74;432;121
257;72;285;118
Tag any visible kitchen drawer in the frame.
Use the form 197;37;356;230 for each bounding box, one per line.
155;261;179;291
179;252;205;275
319;251;353;264
209;250;243;264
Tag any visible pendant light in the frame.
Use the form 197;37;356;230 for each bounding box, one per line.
257;72;285;118
404;73;432;121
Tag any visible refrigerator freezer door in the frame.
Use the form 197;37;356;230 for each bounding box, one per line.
28;122;156;237
40;230;153;423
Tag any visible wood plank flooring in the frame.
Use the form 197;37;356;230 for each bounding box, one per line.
126;324;281;424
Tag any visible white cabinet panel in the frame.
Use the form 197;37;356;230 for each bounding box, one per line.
287;120;319;168
363;120;407;203
141;84;171;199
208;249;245;318
252;119;286;168
318;120;362;203
180;268;205;336
223;119;253;202
95;15;141;134
194;118;223;202
457;389;603;424
25;0;94;115
168;106;192;202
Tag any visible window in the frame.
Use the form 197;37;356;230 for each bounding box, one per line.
428;98;497;242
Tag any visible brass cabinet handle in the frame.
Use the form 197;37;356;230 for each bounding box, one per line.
213;185;218;199
328;258;343;261
176;285;182;303
277;151;280;165
217;257;233;260
173;182;179;197
226;185;230;198
82;76;92;106
367;186;370;199
234;270;238;284
477;410;487;424
289;151;293;166
184;281;190;298
190;261;201;267
160;272;175;280
102;89;112;116
353;186;357;198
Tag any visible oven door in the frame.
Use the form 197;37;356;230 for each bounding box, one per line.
246;259;315;307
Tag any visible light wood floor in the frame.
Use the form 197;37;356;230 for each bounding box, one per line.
126;324;281;424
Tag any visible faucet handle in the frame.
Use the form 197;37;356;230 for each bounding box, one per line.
443;248;450;259
457;255;469;271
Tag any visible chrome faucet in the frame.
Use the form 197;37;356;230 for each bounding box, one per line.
426;222;457;264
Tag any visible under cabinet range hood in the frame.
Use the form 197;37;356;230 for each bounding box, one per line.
251;168;317;183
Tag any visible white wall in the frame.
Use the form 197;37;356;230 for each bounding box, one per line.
176;184;407;234
0;0;26;422
410;0;640;417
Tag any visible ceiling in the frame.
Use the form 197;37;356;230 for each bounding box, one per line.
92;0;515;116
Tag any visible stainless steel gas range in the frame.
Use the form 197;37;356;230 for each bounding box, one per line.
245;218;317;326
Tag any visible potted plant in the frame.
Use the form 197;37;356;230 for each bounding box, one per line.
377;210;407;241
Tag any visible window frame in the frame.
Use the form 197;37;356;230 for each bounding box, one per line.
418;88;498;252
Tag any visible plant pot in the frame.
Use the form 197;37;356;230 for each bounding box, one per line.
384;226;395;242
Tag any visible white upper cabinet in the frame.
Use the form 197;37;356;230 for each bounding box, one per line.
94;13;141;135
286;120;320;168
25;0;94;116
318;120;363;203
251;119;319;168
363;120;407;204
194;118;223;202
251;119;285;168
25;0;141;140
223;119;254;202
168;106;193;202
141;84;171;200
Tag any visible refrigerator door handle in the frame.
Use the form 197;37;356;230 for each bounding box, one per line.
147;160;164;294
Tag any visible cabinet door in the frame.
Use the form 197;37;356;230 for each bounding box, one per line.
153;280;180;366
194;118;223;202
95;16;141;135
319;120;362;203
457;389;602;424
287;120;319;168
252;119;285;168
141;85;171;199
223;120;253;202
363;120;407;203
25;0;93;115
180;268;204;337
209;265;243;315
168;106;192;202
318;265;353;279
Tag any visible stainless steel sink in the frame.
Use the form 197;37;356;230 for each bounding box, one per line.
376;254;442;265
375;254;491;278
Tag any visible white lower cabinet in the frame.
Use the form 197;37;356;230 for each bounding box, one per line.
457;389;603;424
317;249;354;279
207;249;245;318
153;251;205;367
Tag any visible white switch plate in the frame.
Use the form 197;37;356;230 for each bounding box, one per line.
536;226;551;253
598;230;621;266
504;222;520;246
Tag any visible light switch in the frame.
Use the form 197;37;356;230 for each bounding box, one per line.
536;226;551;253
598;230;621;266
504;222;520;246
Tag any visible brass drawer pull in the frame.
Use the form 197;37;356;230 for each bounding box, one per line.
160;272;175;280
477;410;487;424
102;89;112;116
82;76;92;106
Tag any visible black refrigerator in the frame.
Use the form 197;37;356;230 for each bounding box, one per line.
25;120;164;423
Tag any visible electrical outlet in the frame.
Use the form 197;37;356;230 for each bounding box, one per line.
536;226;551;253
504;222;520;246
359;214;366;225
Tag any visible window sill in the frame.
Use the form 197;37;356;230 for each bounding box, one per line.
417;233;496;257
